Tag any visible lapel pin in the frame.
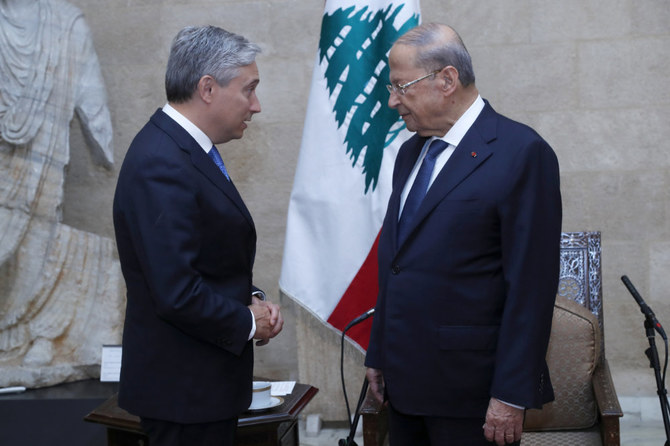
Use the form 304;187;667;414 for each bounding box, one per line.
471;152;477;158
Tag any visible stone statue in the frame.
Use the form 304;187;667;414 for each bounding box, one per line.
0;0;124;387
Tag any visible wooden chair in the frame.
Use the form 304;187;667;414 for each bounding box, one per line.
360;231;623;446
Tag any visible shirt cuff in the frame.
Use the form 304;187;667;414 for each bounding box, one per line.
497;398;525;410
248;308;256;341
251;290;266;301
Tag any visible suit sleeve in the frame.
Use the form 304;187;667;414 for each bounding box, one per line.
118;143;252;356
490;137;562;408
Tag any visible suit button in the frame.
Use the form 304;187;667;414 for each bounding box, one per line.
391;265;400;275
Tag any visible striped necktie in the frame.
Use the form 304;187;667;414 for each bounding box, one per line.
208;145;230;181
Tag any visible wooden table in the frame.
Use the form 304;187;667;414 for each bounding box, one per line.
84;383;318;446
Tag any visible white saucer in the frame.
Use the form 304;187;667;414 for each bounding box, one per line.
247;396;284;412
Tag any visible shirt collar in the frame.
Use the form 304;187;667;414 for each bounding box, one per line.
162;103;213;153
432;95;485;147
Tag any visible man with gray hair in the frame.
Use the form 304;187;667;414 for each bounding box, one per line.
113;25;283;445
365;23;561;445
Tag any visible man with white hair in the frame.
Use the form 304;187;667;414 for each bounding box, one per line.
365;23;562;446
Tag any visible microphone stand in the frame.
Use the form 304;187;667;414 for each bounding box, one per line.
338;378;368;446
621;276;670;445
643;317;670;446
338;309;374;446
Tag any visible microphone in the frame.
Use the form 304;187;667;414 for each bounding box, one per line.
344;308;375;331
621;275;667;340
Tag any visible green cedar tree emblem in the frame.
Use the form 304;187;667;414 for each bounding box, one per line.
319;4;419;193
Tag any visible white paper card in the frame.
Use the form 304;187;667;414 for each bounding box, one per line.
271;381;296;396
100;345;122;382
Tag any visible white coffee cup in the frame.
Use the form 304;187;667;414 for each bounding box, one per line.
249;381;272;409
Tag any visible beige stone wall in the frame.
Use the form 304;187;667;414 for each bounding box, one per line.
61;0;670;420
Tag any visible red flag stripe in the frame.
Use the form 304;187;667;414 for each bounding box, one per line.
327;231;380;350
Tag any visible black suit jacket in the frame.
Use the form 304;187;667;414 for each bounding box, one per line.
113;109;258;423
365;101;562;418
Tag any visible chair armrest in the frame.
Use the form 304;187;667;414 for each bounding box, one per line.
592;359;623;446
360;386;388;446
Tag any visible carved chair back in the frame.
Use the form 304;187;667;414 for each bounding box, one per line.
558;231;604;356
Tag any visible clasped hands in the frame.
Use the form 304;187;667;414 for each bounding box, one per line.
249;295;283;346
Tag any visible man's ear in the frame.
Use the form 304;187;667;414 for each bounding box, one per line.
440;66;460;94
197;75;216;104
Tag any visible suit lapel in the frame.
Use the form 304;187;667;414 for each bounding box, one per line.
150;110;255;229
189;147;255;227
388;135;427;251
395;102;498;250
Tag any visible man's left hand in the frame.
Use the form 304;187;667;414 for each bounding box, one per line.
482;397;524;445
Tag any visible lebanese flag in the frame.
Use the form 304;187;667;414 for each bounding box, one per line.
279;1;420;350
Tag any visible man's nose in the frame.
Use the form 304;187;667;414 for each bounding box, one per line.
387;91;400;109
251;94;261;113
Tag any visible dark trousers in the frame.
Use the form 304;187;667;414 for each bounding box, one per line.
140;416;237;446
388;404;521;446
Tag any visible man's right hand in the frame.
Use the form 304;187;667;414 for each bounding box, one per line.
366;367;385;405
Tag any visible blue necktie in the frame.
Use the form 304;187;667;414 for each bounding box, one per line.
208;145;230;181
397;139;449;242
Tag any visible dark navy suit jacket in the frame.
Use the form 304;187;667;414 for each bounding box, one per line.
113;109;258;423
365;101;562;418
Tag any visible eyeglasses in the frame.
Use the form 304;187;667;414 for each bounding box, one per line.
386;69;442;96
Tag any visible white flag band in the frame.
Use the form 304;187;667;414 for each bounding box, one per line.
280;0;421;349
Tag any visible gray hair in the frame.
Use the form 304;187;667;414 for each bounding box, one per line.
396;23;475;87
165;26;261;103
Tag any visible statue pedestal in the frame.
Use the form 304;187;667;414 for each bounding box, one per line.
0;380;118;446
